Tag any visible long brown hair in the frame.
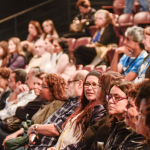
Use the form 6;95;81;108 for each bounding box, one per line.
42;20;59;39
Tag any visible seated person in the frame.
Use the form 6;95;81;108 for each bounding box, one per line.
15;72;46;121
6;37;26;70
134;26;150;83
3;70;88;150
73;9;118;66
135;80;150;149
0;68;12;110
111;26;148;81
25;39;52;73
52;38;76;81
49;70;105;150
63;0;96;39
0;68;38;120
0;41;9;67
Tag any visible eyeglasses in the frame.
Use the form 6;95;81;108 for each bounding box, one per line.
67;80;79;85
42;84;49;89
83;82;99;89
106;94;127;103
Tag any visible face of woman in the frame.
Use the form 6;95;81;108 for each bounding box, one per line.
84;75;99;102
95;13;106;28
135;98;149;138
8;40;17;54
34;77;42;96
0;47;4;58
108;85;128;120
45;39;54;54
53;40;62;54
40;79;53;101
124;97;138;129
28;23;38;36
43;22;52;34
79;6;88;14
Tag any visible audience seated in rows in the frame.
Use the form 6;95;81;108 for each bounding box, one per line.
111;26;148;81
63;0;96;39
2;70;88;150
73;9;118;66
6;37;26;70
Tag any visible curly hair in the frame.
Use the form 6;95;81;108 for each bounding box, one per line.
44;73;67;101
0;67;11;79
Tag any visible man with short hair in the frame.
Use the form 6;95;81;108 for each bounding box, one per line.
0;67;41;120
111;26;148;81
3;70;89;150
26;39;51;73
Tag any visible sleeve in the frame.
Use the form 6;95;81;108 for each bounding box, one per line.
118;54;127;65
16;96;44;121
8;56;25;70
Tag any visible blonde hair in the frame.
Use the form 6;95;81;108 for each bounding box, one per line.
42;19;59;39
143;26;150;35
94;9;115;26
8;37;25;57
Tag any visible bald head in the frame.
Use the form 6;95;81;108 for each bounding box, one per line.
34;39;46;57
72;70;89;81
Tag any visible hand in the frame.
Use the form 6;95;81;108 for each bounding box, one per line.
115;46;133;57
75;20;80;24
86;43;95;47
27;124;34;136
14;84;29;95
29;134;39;145
3;133;18;149
81;19;87;24
47;147;56;150
20;41;29;46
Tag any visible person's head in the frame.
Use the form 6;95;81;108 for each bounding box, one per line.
76;0;91;14
34;39;46;57
28;21;43;37
8;37;25;56
142;26;150;52
66;70;89;98
107;79;135;121
25;67;43;91
94;9;114;28
44;37;54;54
53;38;72;62
42;20;58;38
135;80;150;138
97;71;124;107
124;82;142;129
124;26;145;51
8;69;27;92
34;72;47;96
40;73;67;101
0;68;11;90
0;41;8;59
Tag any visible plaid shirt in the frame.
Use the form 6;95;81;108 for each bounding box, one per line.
26;97;79;150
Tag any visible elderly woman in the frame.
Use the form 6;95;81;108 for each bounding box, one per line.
48;70;106;150
6;37;26;70
73;9;118;66
63;0;96;39
2;73;67;150
104;80;135;150
52;38;76;81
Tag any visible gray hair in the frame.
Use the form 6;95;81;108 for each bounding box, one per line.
125;26;144;44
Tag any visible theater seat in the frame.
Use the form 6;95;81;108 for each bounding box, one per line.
82;65;95;72
89;25;98;38
74;37;92;49
65;38;76;52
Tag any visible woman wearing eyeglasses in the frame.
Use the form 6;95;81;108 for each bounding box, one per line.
47;70;106;150
104;79;135;150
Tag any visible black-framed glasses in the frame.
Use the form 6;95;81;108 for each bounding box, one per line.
83;82;99;89
67;80;79;85
106;94;127;103
42;84;49;89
